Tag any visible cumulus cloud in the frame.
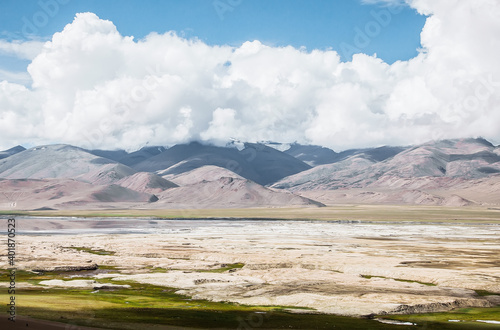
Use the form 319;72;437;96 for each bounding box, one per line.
0;4;499;151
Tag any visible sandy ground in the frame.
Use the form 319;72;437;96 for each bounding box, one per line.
1;217;499;317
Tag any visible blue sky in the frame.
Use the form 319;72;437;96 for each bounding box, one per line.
1;0;425;69
1;0;498;150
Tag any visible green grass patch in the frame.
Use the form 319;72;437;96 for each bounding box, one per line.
380;307;500;329
1;268;496;329
17;304;414;329
0;266;120;286
167;263;245;274
5;285;445;329
144;266;169;273
195;263;245;273
64;246;116;256
0;210;29;216
0;269;48;283
3;205;500;224
475;290;500;297
96;265;120;271
394;278;436;286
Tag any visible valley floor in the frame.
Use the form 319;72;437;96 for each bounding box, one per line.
0;208;499;329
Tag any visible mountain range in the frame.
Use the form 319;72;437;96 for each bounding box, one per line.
0;138;499;210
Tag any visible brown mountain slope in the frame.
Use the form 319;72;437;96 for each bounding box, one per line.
299;188;475;206
0;178;155;210
152;177;324;209
275;139;500;206
298;174;500;206
163;165;245;186
133;142;311;186
0;145;137;185
274;138;500;192
117;172;178;194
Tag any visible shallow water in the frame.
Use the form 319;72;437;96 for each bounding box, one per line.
5;216;500;240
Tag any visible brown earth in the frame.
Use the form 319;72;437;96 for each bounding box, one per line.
2;218;498;317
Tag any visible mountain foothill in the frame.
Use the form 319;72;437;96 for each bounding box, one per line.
0;138;499;210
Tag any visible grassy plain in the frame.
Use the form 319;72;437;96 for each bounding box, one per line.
1;205;499;328
2;271;499;329
2;204;500;223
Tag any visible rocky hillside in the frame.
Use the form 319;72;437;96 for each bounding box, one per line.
273;138;500;191
154;176;324;209
0;138;498;209
274;138;500;206
0;143;321;210
132;142;311;186
284;143;407;167
0;145;135;184
0;178;155;210
0;145;26;160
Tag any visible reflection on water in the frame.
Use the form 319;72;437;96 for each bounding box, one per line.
8;217;252;235
2;217;498;240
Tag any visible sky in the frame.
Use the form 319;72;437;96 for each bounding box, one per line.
0;0;498;151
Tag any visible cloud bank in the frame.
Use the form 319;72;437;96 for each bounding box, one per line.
0;0;499;151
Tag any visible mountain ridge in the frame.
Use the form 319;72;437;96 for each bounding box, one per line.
0;138;498;209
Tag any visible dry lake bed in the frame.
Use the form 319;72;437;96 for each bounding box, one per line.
1;215;499;329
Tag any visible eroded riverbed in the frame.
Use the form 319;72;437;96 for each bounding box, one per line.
1;217;499;328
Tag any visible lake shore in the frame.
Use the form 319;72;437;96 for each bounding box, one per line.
0;213;499;328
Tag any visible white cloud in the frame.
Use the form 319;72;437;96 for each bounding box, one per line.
0;69;32;85
200;108;241;143
0;5;499;151
0;81;42;145
0;39;45;60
